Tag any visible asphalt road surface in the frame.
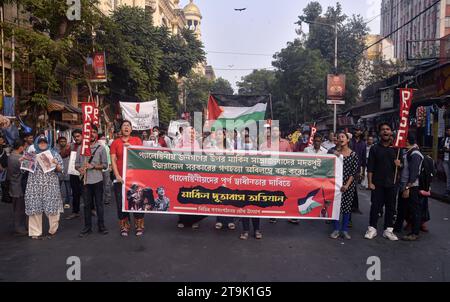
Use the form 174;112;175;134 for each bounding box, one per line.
1;189;449;282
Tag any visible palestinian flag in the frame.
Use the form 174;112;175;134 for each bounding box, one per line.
298;189;323;216
207;95;268;129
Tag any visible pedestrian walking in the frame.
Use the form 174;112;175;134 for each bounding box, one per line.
7;139;27;236
110;120;145;237
25;136;64;240
330;133;359;240
76;125;109;237
364;123;401;241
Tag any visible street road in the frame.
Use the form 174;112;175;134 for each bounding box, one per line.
1;189;449;281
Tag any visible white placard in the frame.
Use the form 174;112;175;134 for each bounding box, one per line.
120;100;159;130
36;150;56;174
68;151;80;176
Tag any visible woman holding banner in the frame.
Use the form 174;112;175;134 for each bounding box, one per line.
110;120;145;237
207;129;237;231
330;132;358;240
176;127;205;229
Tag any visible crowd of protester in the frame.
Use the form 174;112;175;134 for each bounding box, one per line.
0;121;433;242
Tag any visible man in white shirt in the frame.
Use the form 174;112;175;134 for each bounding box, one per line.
304;135;328;154
322;131;336;150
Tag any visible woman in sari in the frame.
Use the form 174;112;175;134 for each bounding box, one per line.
25;136;64;240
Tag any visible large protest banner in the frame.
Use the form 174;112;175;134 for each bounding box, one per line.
120;100;159;130
123;148;343;220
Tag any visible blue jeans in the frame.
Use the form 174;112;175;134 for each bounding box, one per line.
333;213;351;232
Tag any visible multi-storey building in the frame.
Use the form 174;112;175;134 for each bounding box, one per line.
381;0;450;60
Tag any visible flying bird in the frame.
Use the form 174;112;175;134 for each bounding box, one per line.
234;8;247;11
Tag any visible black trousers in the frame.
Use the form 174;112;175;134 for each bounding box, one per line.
12;196;27;232
83;181;105;229
370;186;396;229
70;175;82;214
114;182;144;220
242;218;260;233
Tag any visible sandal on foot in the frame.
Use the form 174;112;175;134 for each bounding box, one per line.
228;223;236;230
215;222;223;230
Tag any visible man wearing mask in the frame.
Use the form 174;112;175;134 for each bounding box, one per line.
66;129;83;220
365;123;401;241
76;125;109;237
441;127;450;197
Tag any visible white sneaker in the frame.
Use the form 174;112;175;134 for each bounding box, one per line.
383;228;399;241
364;226;377;240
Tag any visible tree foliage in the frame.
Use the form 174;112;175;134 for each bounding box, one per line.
1;1;205;127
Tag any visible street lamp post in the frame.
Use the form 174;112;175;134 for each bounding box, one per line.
304;19;338;133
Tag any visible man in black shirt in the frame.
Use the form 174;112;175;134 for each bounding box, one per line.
365;123;401;241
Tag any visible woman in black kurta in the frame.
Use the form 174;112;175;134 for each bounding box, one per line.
330;133;358;240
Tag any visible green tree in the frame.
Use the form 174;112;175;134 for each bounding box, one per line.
211;77;234;95
184;73;211;114
0;0;103;126
237;69;276;95
272;39;329;125
295;1;369;109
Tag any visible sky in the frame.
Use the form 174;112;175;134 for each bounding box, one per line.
180;0;382;91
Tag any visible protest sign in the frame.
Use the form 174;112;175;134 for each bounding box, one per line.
123;148;343;220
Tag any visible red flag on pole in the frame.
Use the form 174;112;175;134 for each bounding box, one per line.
308;126;317;146
81;102;98;156
394;88;414;148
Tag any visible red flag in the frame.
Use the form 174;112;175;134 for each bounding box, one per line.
394;88;414;148
81;102;98;156
207;95;223;121
308;126;317;146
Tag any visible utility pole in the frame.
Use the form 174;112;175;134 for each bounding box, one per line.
333;18;338;133
304;13;339;133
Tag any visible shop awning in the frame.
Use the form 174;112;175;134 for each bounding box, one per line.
47;100;81;114
360;108;398;119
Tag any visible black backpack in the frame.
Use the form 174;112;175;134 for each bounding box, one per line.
418;153;435;191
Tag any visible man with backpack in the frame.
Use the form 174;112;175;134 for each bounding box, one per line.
75;125;109;237
394;135;433;241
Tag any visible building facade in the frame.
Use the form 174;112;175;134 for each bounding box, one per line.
381;0;450;60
